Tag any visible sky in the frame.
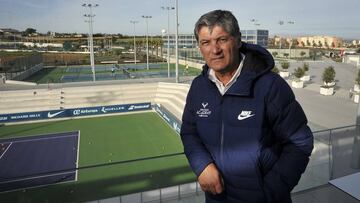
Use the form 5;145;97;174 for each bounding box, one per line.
0;0;359;39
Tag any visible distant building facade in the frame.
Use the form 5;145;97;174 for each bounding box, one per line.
162;29;269;48
297;36;343;48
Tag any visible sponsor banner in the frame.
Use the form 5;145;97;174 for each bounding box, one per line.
154;104;181;135
0;102;151;123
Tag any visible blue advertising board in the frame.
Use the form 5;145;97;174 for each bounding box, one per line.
0;102;151;123
154;104;181;135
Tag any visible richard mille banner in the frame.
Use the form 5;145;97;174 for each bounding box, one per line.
0;102;151;123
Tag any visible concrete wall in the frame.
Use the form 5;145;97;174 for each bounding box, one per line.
0;82;190;120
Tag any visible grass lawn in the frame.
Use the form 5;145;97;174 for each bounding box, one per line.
0;112;195;202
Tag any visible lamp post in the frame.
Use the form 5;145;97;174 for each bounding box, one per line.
142;15;152;70
82;3;99;82
161;6;175;78
279;20;295;58
278;20;284;49
287;21;295;59
175;0;179;83
130;20;138;65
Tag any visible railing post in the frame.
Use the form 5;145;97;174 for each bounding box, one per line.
329;129;333;180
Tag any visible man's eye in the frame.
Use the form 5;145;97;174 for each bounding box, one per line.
219;38;228;43
201;41;209;46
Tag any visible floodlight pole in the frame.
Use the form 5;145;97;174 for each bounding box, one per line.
175;0;179;83
161;6;175;78
130;20;139;64
142;15;152;70
287;21;295;59
83;3;99;82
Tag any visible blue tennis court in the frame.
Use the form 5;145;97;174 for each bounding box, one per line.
121;63;165;70
65;65;116;73
0;131;80;193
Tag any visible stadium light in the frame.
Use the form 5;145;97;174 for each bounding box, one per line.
82;3;99;82
161;6;175;78
279;20;295;58
142;15;152;70
130;20;139;65
175;0;179;83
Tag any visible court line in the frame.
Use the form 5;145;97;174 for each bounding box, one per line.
0;171;76;185
0;142;12;160
75;130;80;181
0;133;78;145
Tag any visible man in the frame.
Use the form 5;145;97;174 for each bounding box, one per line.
180;10;313;203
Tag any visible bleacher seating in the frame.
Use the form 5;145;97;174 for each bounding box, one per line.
0;82;190;120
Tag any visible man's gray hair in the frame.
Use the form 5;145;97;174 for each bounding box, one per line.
194;10;241;42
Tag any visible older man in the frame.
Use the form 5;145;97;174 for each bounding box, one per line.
180;10;313;203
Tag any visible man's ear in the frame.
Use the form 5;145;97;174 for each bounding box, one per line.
237;41;242;49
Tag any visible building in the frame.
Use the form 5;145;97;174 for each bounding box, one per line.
297;36;343;48
241;29;269;47
162;29;269;49
343;54;360;67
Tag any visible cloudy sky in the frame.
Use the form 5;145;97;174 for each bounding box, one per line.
0;0;359;39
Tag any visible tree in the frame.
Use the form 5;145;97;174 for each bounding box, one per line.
281;61;290;70
306;40;311;46
300;51;306;57
322;66;336;86
24;28;36;36
302;63;309;72
293;67;305;80
356;69;360;85
318;41;323;48
272;52;278;58
271;65;279;74
283;53;289;58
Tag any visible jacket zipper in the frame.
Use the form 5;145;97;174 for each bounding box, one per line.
220;119;225;169
220;97;225;170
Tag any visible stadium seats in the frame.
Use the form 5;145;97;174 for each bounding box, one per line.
0;82;190;120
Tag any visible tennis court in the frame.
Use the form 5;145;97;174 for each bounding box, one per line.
0;131;79;193
25;63;200;83
0;112;195;202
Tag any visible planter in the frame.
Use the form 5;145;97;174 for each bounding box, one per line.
279;71;290;78
292;80;304;88
354;84;360;92
354;94;359;103
323;81;335;87
301;75;310;82
320;86;334;95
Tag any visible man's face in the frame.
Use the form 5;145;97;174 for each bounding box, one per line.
198;25;241;73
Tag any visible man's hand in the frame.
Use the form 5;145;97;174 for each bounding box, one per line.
198;163;224;195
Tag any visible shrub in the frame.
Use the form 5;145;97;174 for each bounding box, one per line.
293;67;305;79
356;69;360;85
322;66;336;86
271;65;279;74
281;61;290;70
302;63;309;72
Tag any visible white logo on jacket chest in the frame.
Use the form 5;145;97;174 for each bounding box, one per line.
238;111;255;120
196;102;212;117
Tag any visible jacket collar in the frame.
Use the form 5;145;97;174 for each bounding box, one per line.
201;42;274;96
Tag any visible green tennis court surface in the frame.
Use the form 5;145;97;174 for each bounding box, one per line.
0;112;195;202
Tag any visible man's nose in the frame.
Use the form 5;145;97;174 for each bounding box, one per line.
210;42;222;54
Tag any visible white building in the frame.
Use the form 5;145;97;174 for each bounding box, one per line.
162;29;269;49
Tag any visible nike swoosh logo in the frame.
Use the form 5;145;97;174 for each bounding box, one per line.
238;114;255;120
48;111;65;118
